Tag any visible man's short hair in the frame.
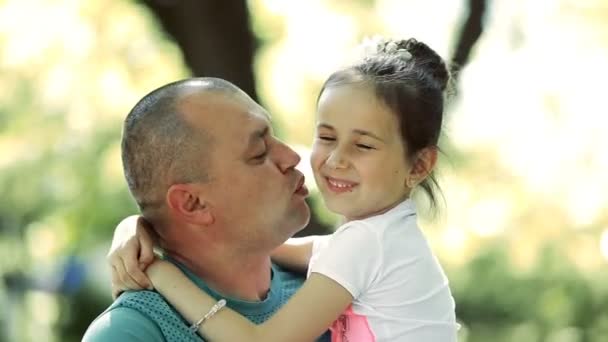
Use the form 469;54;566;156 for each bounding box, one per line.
121;78;241;213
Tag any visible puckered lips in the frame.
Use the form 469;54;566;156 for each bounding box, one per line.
293;173;309;197
324;176;358;194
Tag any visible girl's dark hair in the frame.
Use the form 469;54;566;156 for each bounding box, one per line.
318;38;449;211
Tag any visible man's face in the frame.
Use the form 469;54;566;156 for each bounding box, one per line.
180;92;310;251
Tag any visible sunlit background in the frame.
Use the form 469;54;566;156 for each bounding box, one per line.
1;0;607;341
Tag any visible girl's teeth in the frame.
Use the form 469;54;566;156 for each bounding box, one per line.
329;179;354;188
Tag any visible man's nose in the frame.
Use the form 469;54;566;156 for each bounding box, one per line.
274;140;301;173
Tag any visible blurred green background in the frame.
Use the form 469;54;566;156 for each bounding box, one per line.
1;0;607;341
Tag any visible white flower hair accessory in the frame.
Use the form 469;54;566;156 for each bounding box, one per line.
396;48;412;61
359;35;386;56
385;41;398;53
358;35;412;62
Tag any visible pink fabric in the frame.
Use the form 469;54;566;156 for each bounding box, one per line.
330;305;375;342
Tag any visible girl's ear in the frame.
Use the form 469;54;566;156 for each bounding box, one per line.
166;184;214;226
406;147;438;188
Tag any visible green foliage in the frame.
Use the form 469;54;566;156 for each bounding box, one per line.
1;0;607;341
0;1;187;340
450;243;608;341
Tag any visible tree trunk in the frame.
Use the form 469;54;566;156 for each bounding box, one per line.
451;0;487;82
141;0;259;101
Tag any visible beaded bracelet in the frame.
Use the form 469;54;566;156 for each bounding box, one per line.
188;299;227;334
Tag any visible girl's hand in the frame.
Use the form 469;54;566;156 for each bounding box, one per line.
107;215;156;298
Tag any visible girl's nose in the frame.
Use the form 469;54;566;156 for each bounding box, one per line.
326;150;348;169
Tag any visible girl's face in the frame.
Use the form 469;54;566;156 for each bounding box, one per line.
311;85;412;221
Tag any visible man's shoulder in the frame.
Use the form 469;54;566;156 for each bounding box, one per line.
82;304;164;342
274;263;304;278
273;264;305;287
83;290;202;342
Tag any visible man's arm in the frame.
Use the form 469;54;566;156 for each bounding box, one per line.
82;307;164;342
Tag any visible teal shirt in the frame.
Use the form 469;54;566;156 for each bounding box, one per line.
83;262;330;341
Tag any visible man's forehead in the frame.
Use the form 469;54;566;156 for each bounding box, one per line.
175;90;272;145
177;90;269;118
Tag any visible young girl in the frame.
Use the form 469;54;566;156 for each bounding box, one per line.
112;37;458;341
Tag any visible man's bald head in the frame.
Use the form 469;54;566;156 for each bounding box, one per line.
121;77;251;218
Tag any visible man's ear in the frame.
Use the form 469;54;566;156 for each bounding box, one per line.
166;184;214;225
406;147;438;188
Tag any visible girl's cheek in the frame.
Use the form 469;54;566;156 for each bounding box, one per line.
312;150;332;171
310;150;322;168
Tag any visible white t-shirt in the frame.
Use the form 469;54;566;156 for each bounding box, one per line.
308;199;458;342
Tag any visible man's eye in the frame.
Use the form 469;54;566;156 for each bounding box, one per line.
254;151;268;159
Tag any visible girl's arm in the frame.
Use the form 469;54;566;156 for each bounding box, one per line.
148;260;352;342
270;236;320;273
108;215;157;297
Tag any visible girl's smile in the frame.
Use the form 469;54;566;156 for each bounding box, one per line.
323;176;358;194
310;85;412;221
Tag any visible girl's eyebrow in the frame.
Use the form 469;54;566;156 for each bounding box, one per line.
353;129;385;143
317;123;385;143
316;123;334;130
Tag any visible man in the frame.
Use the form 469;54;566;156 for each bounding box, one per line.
83;78;328;341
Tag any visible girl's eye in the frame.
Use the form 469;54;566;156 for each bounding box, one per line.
356;144;374;150
318;136;336;141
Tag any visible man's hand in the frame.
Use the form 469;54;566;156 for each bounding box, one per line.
107;215;156;299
